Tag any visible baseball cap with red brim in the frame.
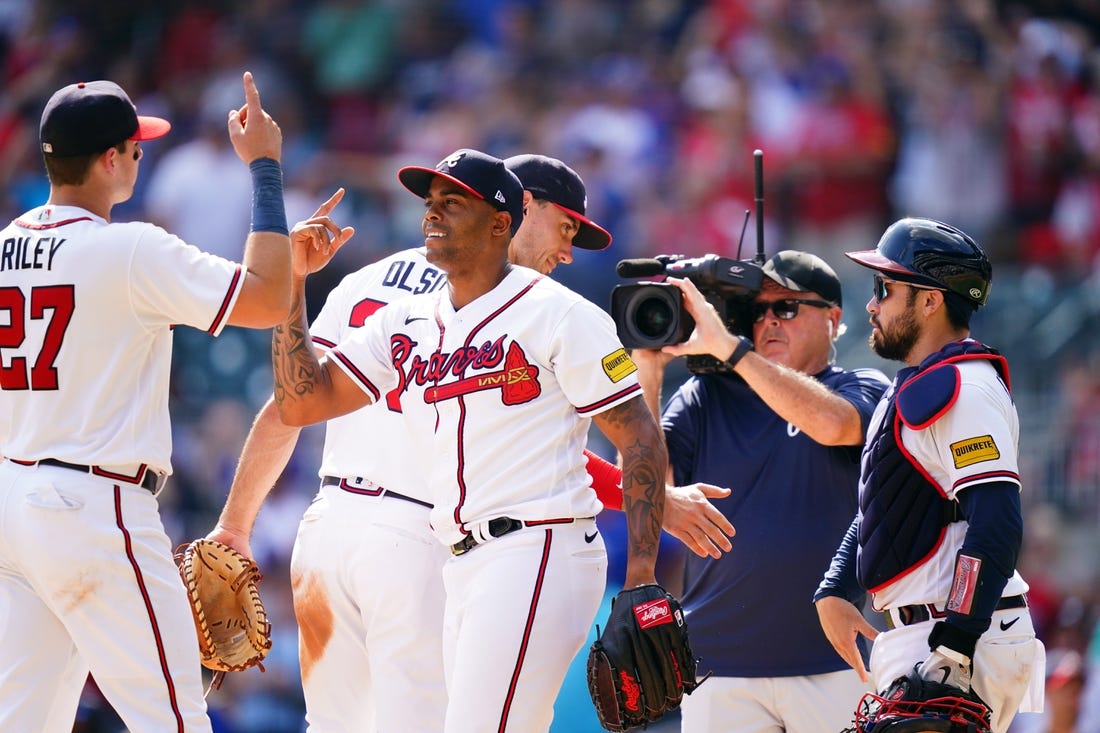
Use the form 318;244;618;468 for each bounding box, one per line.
398;148;525;235
504;154;612;250
40;80;170;157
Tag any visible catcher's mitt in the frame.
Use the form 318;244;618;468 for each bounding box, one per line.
844;667;992;733
175;539;272;679
586;584;704;731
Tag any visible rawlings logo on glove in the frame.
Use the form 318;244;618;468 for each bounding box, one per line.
175;539;272;686
586;584;705;731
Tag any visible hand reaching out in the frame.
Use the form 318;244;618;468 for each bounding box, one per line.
662;483;735;559
291;188;356;279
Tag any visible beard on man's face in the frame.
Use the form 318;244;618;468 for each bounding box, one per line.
870;304;921;362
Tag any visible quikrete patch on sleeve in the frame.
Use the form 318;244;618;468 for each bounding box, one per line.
950;435;1000;468
602;348;638;382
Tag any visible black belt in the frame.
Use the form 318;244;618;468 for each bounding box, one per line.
885;594;1028;630
450;517;525;556
10;457;163;494
321;475;433;509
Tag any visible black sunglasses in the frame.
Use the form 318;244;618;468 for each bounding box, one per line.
751;298;833;323
873;274;891;302
873;274;942;303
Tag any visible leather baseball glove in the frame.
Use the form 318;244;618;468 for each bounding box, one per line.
844;666;992;733
586;584;704;731
175;539;272;679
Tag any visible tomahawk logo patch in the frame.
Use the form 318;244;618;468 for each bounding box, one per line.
602;349;637;383
950;435;1000;468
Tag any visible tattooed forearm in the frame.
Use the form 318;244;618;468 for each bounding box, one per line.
595;396;668;584
271;288;326;408
621;437;664;561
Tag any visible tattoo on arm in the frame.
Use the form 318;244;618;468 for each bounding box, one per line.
271;288;327;407
601;399;666;566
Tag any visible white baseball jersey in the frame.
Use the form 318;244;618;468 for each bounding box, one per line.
866;358;1029;612
0;204;243;472
309;247;446;501
328;265;641;546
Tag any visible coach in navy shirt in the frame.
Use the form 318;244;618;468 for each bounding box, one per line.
633;251;888;732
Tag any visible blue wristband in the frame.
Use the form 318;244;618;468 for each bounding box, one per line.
249;157;288;235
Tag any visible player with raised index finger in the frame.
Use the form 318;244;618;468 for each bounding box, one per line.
0;71;292;732
205;152;730;731
266;147;684;732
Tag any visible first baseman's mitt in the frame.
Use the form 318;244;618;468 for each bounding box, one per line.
175;539;272;678
844;667;992;733
586;584;704;731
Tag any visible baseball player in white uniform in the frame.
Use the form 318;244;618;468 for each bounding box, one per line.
267;148;672;733
0;73;292;733
207;153;732;731
814;218;1045;732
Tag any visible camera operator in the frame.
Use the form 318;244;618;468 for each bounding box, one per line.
631;251;889;732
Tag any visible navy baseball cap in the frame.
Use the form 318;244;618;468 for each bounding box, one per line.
398;149;525;235
762;250;843;307
40;80;171;157
504;154;612;250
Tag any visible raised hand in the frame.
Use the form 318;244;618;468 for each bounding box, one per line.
290;188;356;279
228;71;283;164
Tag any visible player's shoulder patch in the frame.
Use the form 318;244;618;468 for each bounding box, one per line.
602;348;637;383
949;435;1001;469
896;363;960;430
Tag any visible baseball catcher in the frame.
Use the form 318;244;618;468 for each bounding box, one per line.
586;584;705;731
175;539;272;687
843;666;993;733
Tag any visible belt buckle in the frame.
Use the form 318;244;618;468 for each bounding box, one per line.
451;536;475;556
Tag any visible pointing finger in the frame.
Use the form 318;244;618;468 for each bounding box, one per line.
311;188;346;219
242;71;261;116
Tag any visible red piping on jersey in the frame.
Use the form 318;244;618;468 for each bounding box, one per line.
206;265;243;334
576;383;642;415
330;349;382;402
498;529;553;732
14;216;93;229
312;335;337;349
952;470;1020;491
451;277;541;532
114;486;186;731
93;463;150;484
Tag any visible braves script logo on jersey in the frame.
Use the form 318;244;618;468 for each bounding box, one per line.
633;598;673;630
390;334;541;406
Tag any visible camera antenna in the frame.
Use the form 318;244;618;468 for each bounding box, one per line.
735;209;750;260
753;148;766;264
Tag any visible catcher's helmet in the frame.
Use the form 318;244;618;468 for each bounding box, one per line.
846;218;992;307
847;672;993;733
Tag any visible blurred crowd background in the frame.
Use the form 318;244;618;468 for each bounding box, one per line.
3;0;1099;730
